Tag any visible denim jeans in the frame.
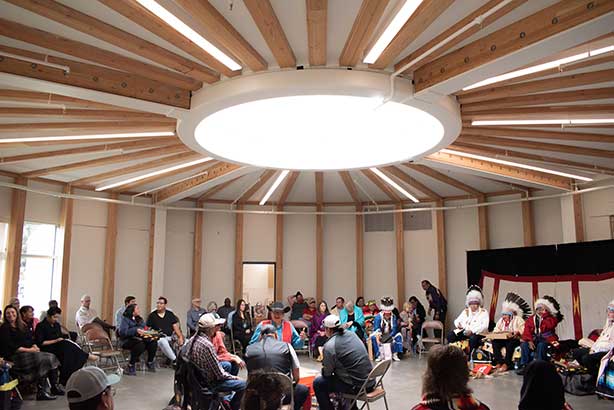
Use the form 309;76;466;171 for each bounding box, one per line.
220;360;240;376
520;340;549;366
314;375;372;410
211;378;246;410
158;336;176;361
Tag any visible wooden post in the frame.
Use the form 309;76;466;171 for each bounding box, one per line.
477;195;489;250
572;193;585;242
2;177;26;308
316;206;323;302
521;192;535;247
146;208;155;313
275;206;284;301
394;204;405;304
101;193;118;322
59;184;74;325
435;200;447;298
234;205;244;302
192;204;203;299
355;204;364;299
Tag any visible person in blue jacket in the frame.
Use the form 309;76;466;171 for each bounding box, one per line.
118;303;158;375
370;297;402;362
339;300;365;341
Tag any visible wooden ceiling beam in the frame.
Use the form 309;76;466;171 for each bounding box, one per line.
461;87;614;112
426;151;572;190
414;0;614;92
339;0;389;67
175;0;267;72
197;174;244;202
404;163;483;196
458;134;614;159
0;138;177;165
463;104;614;121
238;169;276;203
0;18;200;91
277;171;299;206
0;107;170;120
315;171;324;205
110;160;215;192
22;144;189;178
98;0;237;77
394;0;526;73
306;0;328;66
382;166;441;200
450;141;614;175
0;45;191;108
0;121;176;133
368;0;454;70
458;68;614;104
361;169;401;202
70;151;203;187
460;126;614;143
338;171;361;203
154;162;242;203
244;0;296;68
6;0;219;84
0;89;128;110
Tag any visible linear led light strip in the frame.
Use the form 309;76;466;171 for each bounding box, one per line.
440;148;593;182
370;167;419;203
259;170;290;206
135;0;241;71
463;45;614;91
96;157;213;191
363;0;423;64
0;131;176;144
471;119;614;126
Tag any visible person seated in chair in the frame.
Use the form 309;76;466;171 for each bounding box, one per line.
517;295;564;375
288;291;309;326
146;296;184;365
249;301;306;349
209;313;245;376
571;299;614;381
40;300;77;342
217;298;234;320
447;286;489;354
66;366;120;410
339;300;366;341
313;315;374;410
20;305;39;335
491;293;530;374
370;297;403;362
187;298;206;338
75;295;115;337
241;372;293;410
115;296;136;328
186;313;246;410
118;303;158;376
245;324;309;410
230;299;252;354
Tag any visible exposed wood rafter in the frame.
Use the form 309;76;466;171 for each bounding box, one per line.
404;163;483;196
238;169;276;203
382;166;441;200
277;171;299;206
197;175;244;202
361;169;401;202
460;126;614;143
338;171;361;203
306;0;328;66
339;0;389;67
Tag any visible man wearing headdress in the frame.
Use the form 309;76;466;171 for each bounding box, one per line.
370;297;403;362
491;293;531;373
447;286;489;354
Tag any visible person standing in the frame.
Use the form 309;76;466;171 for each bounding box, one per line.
187;298;206;337
146;297;185;364
313;315;374;410
421;280;447;335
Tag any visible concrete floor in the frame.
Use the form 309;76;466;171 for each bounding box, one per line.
21;355;611;410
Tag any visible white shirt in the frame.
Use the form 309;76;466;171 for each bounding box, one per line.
494;315;525;334
75;306;98;328
592;320;614;353
454;307;489;335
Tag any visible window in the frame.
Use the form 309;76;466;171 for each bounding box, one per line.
0;222;8;306
18;222;63;315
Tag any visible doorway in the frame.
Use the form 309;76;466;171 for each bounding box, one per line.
242;262;275;306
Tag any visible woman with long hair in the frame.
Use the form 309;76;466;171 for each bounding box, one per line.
518;360;574;410
310;300;329;361
0;305;60;401
118;303;158;376
231;298;252;353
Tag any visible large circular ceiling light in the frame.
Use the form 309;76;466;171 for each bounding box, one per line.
178;70;461;171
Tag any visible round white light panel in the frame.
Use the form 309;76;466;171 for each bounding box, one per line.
195;94;444;170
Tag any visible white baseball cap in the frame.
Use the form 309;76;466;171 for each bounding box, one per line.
198;312;226;328
323;315;340;329
66;367;120;403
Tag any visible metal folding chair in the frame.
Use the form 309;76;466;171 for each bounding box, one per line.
342;359;391;410
418;320;444;357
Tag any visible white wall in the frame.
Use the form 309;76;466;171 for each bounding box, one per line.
323;208;355;304
487;194;524;249
283;208;316;299
404;210;438;304
582;187;614;241
164;205;194;315
202;208;235;305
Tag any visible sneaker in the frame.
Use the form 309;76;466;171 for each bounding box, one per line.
36;390;57;401
50;385;65;396
392;353;400;362
375;356;382;362
147;362;156;372
125;364;137;376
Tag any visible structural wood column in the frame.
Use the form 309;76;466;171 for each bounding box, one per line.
234;205;244;302
521;192;535;247
477;195;489;250
2;177;26;308
435;200;447;298
101;193;118;322
59;185;74;325
146;208;155;313
572;193;585;242
394;204;405;304
275;206;284;301
316;206;323;302
192;204;203;299
355;205;364;299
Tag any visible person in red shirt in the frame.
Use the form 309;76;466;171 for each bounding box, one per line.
516;295;563;375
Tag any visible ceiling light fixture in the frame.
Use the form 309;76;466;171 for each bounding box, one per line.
135;0;242;71
95;157;212;191
370;167;419;202
462;44;614;91
471;119;614;126
0;131;176;144
440;149;593;182
363;0;423;64
259;170;290;206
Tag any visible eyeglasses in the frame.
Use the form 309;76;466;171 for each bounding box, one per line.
103;386;116;397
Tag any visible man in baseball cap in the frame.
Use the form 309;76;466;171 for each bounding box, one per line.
66;367;120;410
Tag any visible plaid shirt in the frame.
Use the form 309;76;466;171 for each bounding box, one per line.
411;394;490;410
188;333;232;384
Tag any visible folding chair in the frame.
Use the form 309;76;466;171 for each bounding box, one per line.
418;320;444;357
83;327;124;374
342;359;391;410
184;361;232;410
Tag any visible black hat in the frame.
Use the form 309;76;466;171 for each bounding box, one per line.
267;301;291;313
